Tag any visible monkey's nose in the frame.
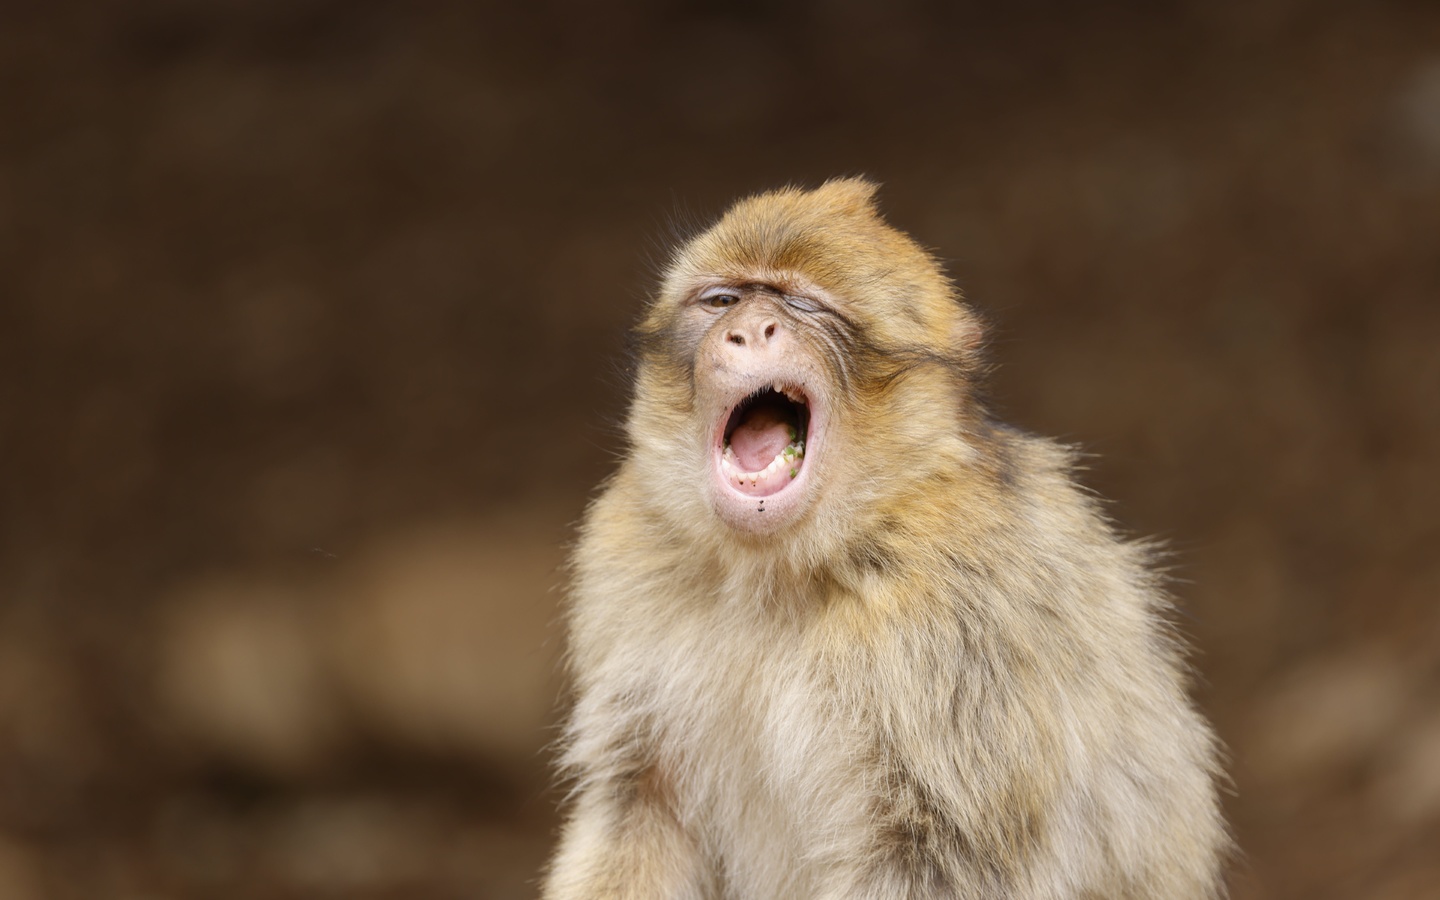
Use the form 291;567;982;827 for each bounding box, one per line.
724;319;780;349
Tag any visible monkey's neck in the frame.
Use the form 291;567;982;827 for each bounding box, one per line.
693;475;1008;618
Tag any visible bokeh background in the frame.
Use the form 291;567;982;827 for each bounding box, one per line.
2;1;1438;897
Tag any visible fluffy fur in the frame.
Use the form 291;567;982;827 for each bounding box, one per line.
545;179;1228;899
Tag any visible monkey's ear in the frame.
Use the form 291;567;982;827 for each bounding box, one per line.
813;177;881;216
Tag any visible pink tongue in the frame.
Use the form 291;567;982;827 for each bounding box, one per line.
729;406;792;472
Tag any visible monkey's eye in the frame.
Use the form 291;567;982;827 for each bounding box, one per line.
700;290;741;309
783;294;823;314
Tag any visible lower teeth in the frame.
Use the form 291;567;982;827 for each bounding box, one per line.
723;441;804;481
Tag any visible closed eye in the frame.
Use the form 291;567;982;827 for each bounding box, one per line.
783;294;824;314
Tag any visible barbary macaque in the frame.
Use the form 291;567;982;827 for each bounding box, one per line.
544;179;1228;899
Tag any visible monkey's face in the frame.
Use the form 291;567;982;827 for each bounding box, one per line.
631;179;982;546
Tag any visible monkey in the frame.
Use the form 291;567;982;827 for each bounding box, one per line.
544;179;1229;899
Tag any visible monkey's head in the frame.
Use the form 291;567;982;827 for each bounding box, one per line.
629;179;985;555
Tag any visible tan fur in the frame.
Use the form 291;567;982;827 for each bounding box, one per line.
544;179;1229;899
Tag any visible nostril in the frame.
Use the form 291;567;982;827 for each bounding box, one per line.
728;332;745;346
763;323;776;340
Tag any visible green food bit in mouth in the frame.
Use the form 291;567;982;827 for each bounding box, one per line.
789;468;797;478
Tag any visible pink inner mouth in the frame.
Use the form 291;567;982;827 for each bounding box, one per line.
719;388;809;498
730;402;792;470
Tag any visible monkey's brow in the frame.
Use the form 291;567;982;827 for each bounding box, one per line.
736;282;785;296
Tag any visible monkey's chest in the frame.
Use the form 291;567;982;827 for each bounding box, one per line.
643;614;873;895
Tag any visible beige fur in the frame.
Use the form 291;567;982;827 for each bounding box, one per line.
545;179;1228;899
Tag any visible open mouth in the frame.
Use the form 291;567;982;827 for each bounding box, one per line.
719;385;810;498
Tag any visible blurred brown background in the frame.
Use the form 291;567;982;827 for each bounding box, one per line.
2;1;1438;898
